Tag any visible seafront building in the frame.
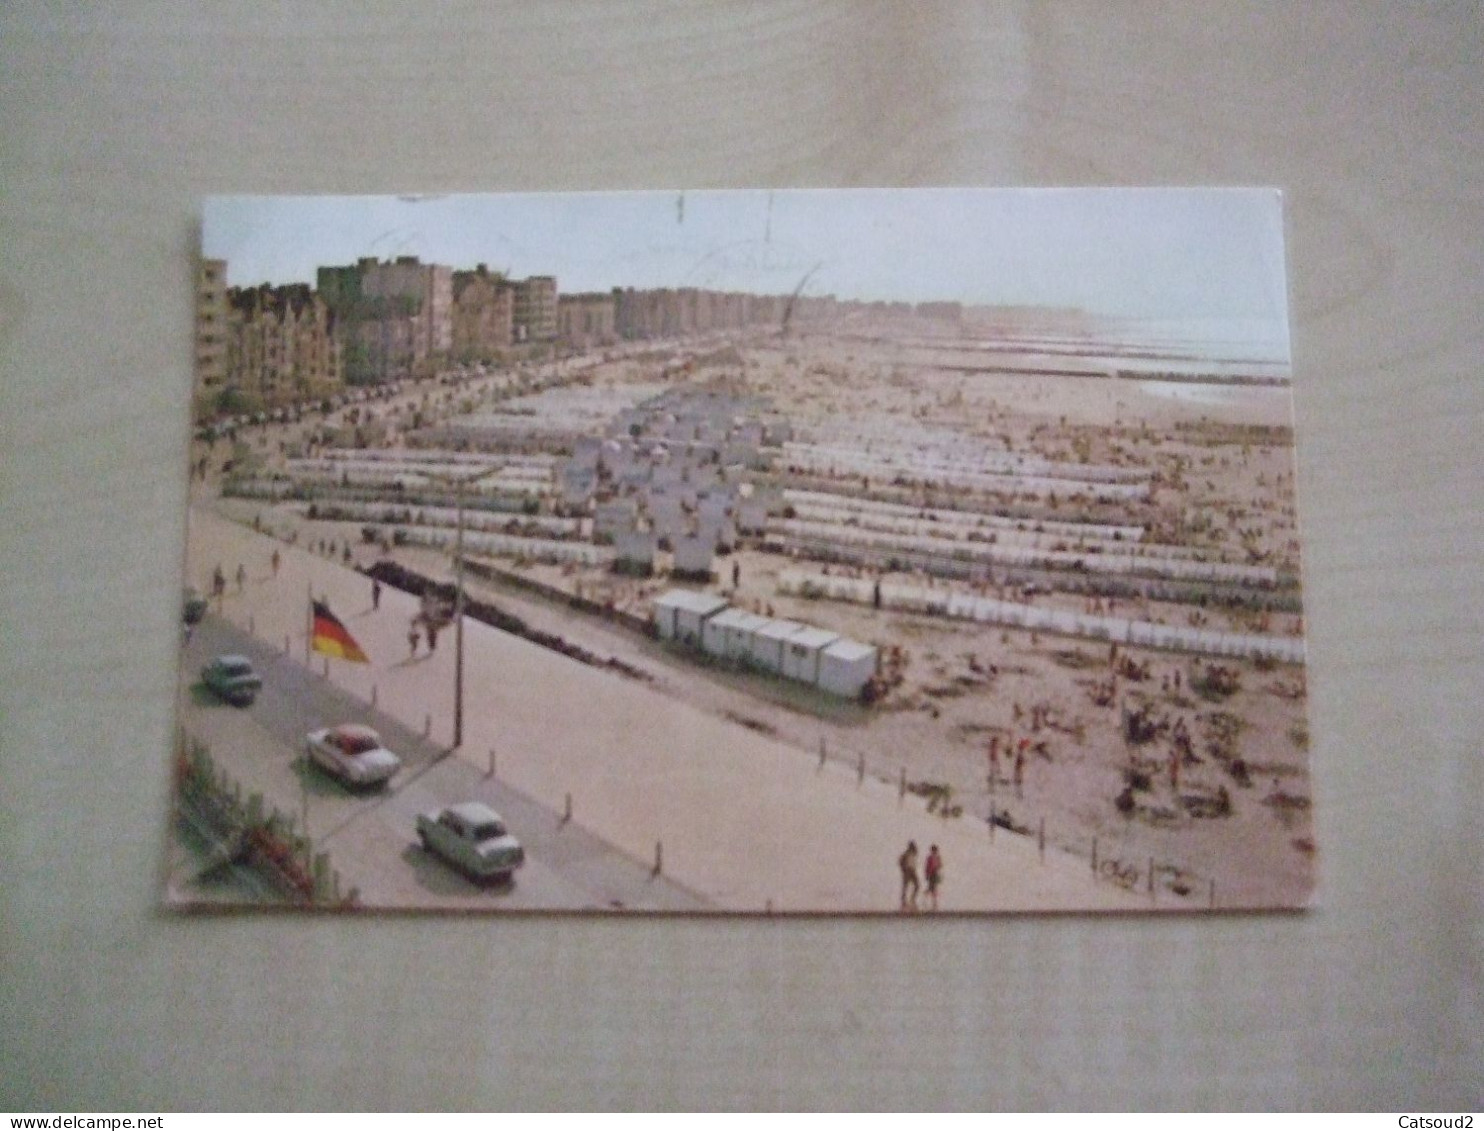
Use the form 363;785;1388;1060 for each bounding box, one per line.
224;284;344;411
194;255;874;419
451;265;515;362
557;292;618;351
317;256;453;383
512;275;558;344
193;258;230;420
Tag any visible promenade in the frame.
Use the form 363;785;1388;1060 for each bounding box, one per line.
184;504;1146;913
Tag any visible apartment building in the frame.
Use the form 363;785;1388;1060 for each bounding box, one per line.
557;291;617;351
225;284;343;410
512;275;558;343
452;265;515;362
194;258;230;420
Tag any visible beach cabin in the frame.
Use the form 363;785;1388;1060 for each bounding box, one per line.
648;499;688;542
594;498;638;539
750;619;807;674
735;499;771;536
652;589;728;646
702;606;754;660
571;436;604;470
672;534;715;579
817;638;879;699
618;463;652;490
614;529;657;575
697;515;736;554
560;465;597;507
722;610;771;662
781;625;841;685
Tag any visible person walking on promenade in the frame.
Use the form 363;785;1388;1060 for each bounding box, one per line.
408;623;420;658
1014;746;1026;798
899;840;920;911
235;563;246;593
372;579;382;611
924;845;944;911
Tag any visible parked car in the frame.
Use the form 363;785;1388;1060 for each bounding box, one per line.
416;802;525;883
183;587;209;625
305;723;402;789
201;655;262;706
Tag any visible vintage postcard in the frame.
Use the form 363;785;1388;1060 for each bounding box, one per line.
170;188;1313;913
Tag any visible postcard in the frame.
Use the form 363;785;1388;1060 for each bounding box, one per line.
170;188;1313;913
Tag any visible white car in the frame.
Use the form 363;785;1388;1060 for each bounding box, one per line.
305;723;402;788
416;802;525;883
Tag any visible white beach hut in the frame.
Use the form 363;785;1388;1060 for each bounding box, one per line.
750;619;807;673
615;529;657;574
817;638;879;699
594;498;638;539
781;625;841;685
722;610;771;662
672;534;715;578
652;589;728;645
702;606;753;660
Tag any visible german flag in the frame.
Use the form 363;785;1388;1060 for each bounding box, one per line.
311;599;370;663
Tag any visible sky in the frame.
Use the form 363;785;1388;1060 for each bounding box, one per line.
204;188;1291;356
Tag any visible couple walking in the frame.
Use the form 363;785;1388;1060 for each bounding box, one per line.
898;840;944;911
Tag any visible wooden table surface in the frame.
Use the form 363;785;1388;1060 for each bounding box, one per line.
2;2;1479;1110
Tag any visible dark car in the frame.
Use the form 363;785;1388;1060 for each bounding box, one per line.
202;655;262;706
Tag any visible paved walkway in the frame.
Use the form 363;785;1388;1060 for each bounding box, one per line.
185;505;1146;913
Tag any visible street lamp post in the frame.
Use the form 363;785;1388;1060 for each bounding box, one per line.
454;476;466;749
424;461;504;750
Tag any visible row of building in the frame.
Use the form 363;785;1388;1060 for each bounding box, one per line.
193;256;562;419
192;253;955;420
652;589;879;700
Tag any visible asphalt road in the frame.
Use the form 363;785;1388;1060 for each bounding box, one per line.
173;615;710;912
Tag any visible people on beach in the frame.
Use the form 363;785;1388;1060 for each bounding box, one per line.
899;840;920;910
271;549;280;576
408;624;420;657
234;563;246;592
924;845;943;911
372;579;382;610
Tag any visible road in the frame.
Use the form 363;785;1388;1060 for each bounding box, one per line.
182;505;1148;912
174;615;710;911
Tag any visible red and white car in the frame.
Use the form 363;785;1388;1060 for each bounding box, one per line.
305;723;402;789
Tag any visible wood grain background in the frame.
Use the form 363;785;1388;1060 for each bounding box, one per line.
2;2;1479;1110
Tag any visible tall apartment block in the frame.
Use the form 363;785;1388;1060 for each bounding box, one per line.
451;265;515;362
194;258;230;420
318;256;453;382
512;276;558;343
